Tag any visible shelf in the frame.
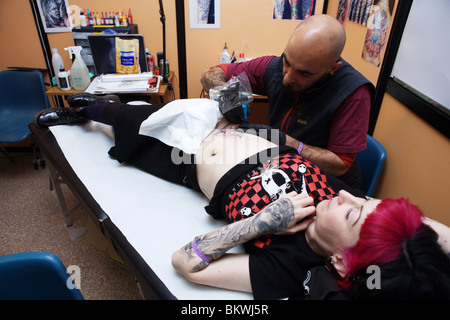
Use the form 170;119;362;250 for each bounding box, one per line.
72;24;138;34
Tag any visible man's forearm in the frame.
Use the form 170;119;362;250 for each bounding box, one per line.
285;135;349;176
301;144;349;176
200;67;227;92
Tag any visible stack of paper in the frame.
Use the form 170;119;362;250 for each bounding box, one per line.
85;73;161;94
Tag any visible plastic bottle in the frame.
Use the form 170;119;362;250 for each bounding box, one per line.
89;11;95;26
86;9;91;26
145;49;155;75
122;13;128;27
79;9;87;27
107;12;113;25
57;70;71;91
52;48;65;88
128;8;133;25
65;46;91;90
115;12;120;27
219;42;231;64
159;59;170;78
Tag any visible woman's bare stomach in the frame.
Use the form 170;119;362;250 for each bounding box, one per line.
196;119;277;200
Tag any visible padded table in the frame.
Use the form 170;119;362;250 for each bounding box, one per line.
29;121;252;300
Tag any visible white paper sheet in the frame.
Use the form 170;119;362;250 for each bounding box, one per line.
86;74;161;94
139;99;222;154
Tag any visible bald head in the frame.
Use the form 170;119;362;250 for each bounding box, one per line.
281;15;346;92
287;14;346;66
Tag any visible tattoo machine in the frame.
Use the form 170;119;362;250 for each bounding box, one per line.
209;72;253;123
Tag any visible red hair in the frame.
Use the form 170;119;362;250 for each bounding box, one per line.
338;198;424;290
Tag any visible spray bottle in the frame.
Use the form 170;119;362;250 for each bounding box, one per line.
65;46;90;90
219;42;231;64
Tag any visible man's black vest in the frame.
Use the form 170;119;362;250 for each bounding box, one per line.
263;56;374;189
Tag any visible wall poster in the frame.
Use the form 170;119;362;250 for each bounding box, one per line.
189;0;220;29
272;0;319;20
336;0;395;67
37;0;73;33
362;0;394;66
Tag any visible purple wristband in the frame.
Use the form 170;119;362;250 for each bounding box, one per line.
297;141;304;155
192;238;212;263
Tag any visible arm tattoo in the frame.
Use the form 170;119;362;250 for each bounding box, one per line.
184;198;295;271
180;241;209;272
258;198;295;234
197;0;211;22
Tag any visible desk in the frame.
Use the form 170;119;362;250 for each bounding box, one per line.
46;72;174;106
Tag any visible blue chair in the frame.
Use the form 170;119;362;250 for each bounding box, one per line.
0;252;84;300
356;134;387;197
0;70;50;168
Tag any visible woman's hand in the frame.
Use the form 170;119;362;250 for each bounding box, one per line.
259;192;316;235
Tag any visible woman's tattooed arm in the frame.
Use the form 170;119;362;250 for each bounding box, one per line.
172;193;315;292
177;198;295;272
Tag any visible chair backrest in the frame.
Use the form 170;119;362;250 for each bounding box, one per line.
0;252;84;300
0;70;50;142
356;135;387;197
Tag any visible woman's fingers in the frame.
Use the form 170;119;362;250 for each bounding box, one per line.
275;192;316;235
280;217;314;235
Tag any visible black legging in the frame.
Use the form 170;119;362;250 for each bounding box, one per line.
84;102;201;192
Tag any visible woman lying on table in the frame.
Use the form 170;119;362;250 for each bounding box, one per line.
34;95;450;299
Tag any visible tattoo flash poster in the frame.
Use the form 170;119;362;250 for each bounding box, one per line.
189;0;220;29
338;0;395;67
362;0;394;67
273;0;316;20
345;0;374;26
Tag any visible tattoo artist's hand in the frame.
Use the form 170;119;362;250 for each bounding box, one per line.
200;67;227;93
261;192;315;236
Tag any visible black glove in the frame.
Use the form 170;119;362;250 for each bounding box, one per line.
216;81;252;123
222;103;252;123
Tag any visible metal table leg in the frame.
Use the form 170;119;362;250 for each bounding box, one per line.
45;155;80;227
